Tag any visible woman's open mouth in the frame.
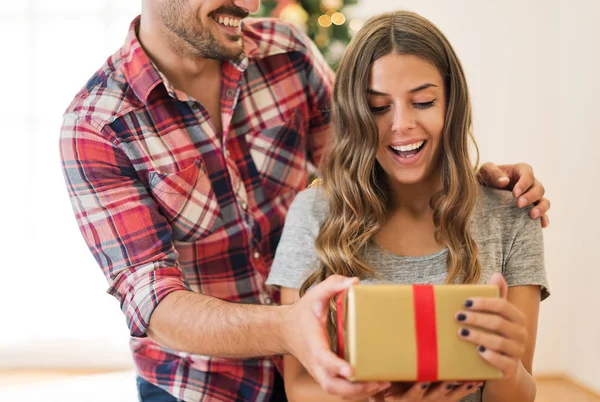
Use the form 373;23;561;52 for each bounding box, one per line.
389;140;427;159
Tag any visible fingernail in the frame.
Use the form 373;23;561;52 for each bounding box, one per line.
343;277;356;286
340;366;352;377
460;328;470;337
464;299;473;308
499;176;509;183
518;197;527;208
456;313;467;322
313;303;323;318
531;209;540;219
514;187;523;197
421;383;429;389
478;345;486;353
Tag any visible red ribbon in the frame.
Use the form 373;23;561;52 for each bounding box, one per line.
336;290;346;358
412;284;439;381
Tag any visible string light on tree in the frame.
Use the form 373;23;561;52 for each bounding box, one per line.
321;0;343;10
318;14;332;28
331;12;346;25
279;3;309;31
349;18;364;32
256;0;360;68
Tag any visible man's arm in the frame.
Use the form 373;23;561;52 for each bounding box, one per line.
147;290;286;357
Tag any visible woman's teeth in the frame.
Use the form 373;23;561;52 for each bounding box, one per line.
389;140;426;158
213;16;241;27
390;140;424;152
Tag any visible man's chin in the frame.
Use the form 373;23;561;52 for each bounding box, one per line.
221;41;245;61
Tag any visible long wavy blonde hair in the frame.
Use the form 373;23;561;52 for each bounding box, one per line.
300;11;482;341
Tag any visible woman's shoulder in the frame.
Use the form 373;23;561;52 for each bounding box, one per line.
289;180;329;225
475;185;531;220
472;185;541;240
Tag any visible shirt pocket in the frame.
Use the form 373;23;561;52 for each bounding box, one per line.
249;110;308;199
148;158;222;242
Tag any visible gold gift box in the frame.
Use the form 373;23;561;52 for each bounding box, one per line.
336;284;503;382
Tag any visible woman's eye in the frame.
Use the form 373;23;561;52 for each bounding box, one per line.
414;99;436;109
369;105;390;115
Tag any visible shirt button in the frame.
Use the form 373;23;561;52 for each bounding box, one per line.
264;296;273;305
240;200;248;210
192;103;200;110
253;251;261;260
226;89;234;97
225;149;231;157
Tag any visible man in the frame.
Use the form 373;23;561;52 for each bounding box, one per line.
59;1;550;401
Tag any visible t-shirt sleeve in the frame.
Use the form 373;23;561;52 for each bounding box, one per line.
503;208;550;301
266;188;323;290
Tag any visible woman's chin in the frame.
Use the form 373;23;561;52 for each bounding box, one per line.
387;166;440;188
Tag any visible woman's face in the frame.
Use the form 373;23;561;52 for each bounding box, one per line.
368;53;446;187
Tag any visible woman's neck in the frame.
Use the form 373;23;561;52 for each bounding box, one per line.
387;169;442;218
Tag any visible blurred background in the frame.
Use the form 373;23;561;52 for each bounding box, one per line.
0;0;598;400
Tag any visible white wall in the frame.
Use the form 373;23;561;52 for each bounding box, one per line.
555;0;600;391
0;1;140;370
348;0;599;391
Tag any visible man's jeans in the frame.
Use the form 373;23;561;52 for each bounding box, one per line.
136;371;288;401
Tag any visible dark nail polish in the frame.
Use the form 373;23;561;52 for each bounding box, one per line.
467;385;473;390
478;345;486;353
457;313;467;321
421;383;429;389
460;328;470;337
446;384;453;390
464;299;473;308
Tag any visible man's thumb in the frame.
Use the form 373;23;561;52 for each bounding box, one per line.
310;275;358;317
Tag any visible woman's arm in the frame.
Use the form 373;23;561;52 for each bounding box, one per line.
280;286;386;402
481;285;540;402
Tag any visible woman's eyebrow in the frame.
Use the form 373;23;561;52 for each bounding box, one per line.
409;83;438;93
367;83;438;96
367;88;388;96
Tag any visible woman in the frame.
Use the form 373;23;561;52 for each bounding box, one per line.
266;10;549;402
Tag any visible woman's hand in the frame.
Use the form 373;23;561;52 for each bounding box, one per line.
456;273;528;379
369;381;482;401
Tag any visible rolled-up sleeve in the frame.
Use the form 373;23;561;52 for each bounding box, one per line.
60;114;190;337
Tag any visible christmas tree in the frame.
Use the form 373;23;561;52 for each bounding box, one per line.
254;0;363;69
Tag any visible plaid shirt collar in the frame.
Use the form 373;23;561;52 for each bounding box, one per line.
121;16;260;105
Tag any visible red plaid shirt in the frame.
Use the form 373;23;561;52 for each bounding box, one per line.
60;16;333;401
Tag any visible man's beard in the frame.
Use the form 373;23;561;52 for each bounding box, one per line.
159;1;247;61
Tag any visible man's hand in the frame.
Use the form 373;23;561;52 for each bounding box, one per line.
478;163;550;228
279;275;390;399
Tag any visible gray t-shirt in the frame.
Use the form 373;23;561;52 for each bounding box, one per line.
266;185;549;401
